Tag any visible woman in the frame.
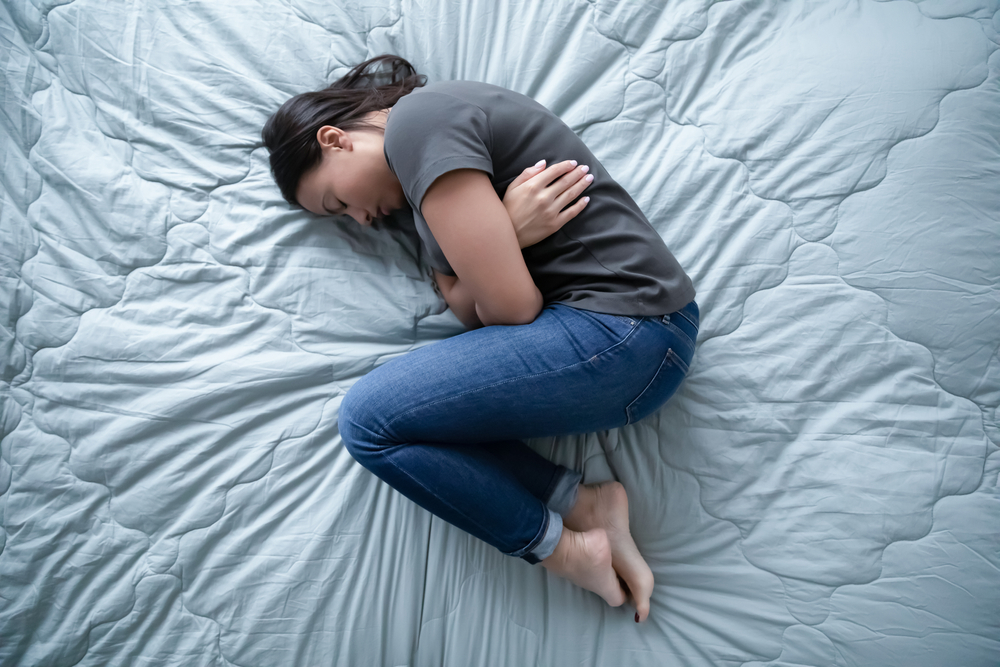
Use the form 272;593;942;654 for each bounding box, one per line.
262;56;697;623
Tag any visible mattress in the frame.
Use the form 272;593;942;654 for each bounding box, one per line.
1;0;998;665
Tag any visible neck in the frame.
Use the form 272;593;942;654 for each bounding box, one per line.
363;109;390;130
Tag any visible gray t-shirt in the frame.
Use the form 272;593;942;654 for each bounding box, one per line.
383;80;695;316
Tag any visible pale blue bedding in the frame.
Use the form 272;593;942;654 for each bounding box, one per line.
2;1;998;665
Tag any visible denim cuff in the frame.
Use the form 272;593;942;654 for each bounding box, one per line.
545;466;582;517
527;508;563;562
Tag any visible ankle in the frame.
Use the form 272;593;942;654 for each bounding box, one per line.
541;526;577;573
563;484;594;529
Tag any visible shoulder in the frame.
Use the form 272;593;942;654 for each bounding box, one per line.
384;82;499;210
387;81;534;124
388;83;489;127
385;81;548;151
384;84;495;161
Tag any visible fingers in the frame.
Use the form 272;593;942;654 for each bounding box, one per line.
556;194;590;226
532;159;583;188
551;165;593;226
555;168;594;208
514;159;593;193
508;159;548;192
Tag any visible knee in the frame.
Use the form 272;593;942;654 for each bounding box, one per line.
337;378;390;464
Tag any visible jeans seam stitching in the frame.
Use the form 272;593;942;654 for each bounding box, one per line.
343;421;547;556
675;304;699;330
663;319;697;355
677;313;698;330
625;348;689;424
377;447;546;556
375;322;642;441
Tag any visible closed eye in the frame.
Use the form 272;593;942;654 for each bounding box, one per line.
322;199;347;216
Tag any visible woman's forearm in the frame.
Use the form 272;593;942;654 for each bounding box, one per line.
434;270;483;329
476;282;542;326
434;270;542;328
423;170;545;327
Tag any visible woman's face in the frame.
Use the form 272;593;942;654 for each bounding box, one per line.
296;124;407;226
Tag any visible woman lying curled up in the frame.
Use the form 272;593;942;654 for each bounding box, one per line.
262;55;697;623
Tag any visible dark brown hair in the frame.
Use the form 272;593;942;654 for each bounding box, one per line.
262;55;426;206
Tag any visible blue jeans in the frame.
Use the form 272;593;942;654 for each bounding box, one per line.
339;301;698;563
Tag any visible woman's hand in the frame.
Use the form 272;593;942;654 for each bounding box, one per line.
503;160;594;249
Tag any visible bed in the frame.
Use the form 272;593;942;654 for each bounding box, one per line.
1;0;998;664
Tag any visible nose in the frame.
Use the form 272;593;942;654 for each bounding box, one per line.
346;205;372;226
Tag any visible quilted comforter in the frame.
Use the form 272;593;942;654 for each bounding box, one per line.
2;0;998;665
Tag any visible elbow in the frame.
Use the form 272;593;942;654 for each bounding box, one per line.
477;290;543;326
503;304;543;326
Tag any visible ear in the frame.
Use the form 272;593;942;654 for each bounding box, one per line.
316;125;352;151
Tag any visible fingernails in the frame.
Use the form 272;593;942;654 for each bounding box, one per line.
580;165;589;174
570;160;578;167
534;160;546;168
582;196;590;203
584;174;594;182
635;613;640;623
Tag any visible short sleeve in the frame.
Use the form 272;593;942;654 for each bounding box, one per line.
383;91;494;212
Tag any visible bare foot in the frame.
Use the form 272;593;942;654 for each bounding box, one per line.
541;528;627;608
564;482;655;622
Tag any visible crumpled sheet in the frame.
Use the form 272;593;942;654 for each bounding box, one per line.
1;0;998;665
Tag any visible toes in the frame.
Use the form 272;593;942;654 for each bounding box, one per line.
619;568;653;622
635;597;650;623
636;583;654;622
606;579;628;608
